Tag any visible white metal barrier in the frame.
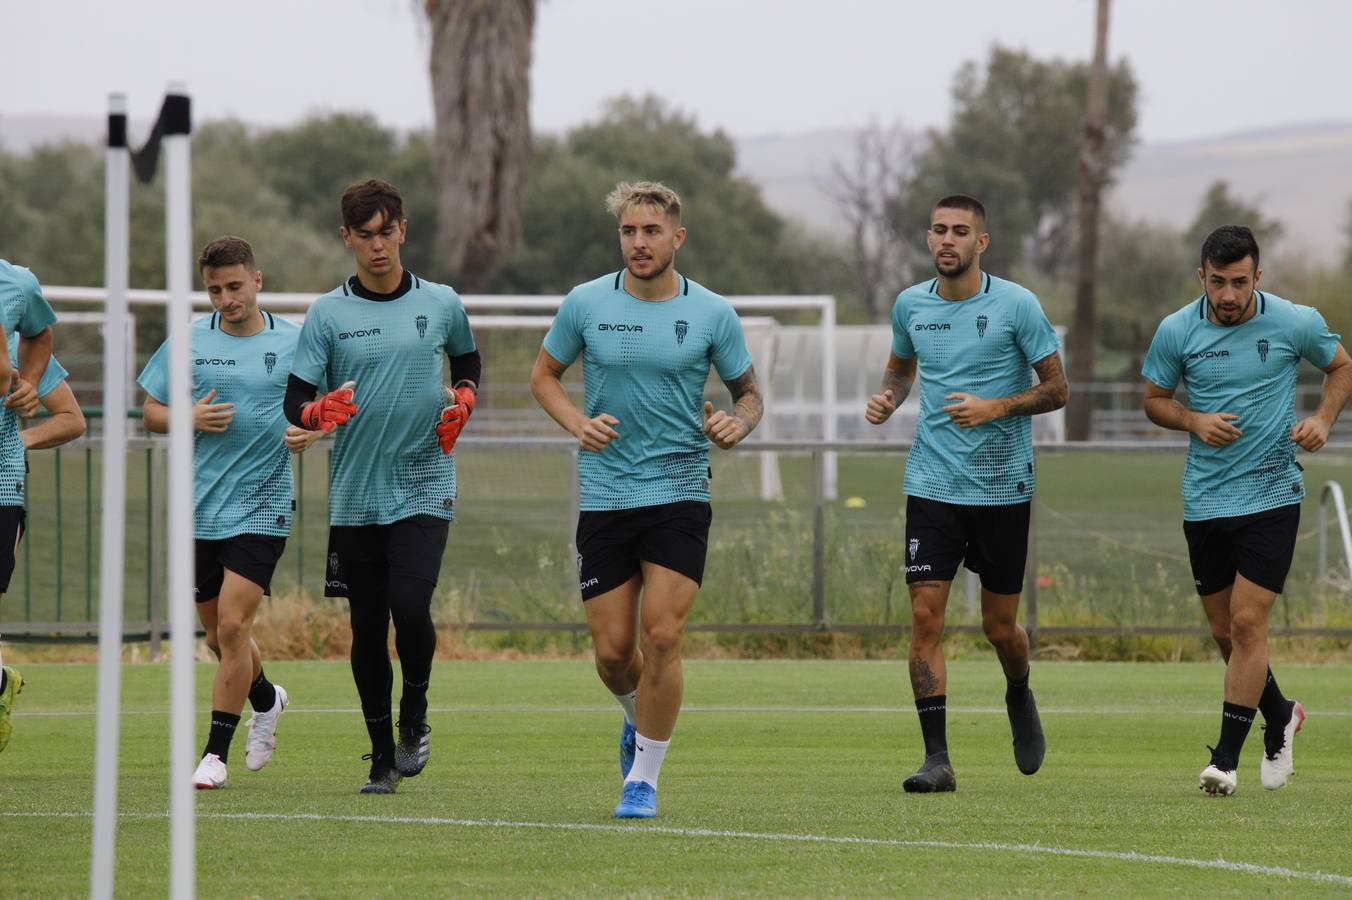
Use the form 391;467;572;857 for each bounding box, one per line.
1316;480;1352;589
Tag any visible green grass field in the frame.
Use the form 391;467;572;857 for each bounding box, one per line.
3;659;1351;896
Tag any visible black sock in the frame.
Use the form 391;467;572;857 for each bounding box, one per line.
349;594;396;761
1257;667;1291;726
916;695;948;758
390;574;437;725
248;669;278;713
204;710;241;763
364;712;396;763
1005;671;1031;706
1213;702;1257;770
0;669;6;694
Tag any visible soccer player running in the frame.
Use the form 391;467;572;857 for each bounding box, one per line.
0;258;56;753
138;237;311;789
865;195;1066;793
284;179;480;795
7;333;87;452
530;181;763;819
1142;225;1351;796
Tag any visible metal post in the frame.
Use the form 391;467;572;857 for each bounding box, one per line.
90;90;129;900
162;83;196;900
821;297;839;500
812;449;826;629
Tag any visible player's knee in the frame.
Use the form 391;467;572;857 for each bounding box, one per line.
204;633;221;659
1229;610;1268;647
593;641;635;676
216;615;251;651
640;620;684;659
1208;620;1232;648
910;604;945;642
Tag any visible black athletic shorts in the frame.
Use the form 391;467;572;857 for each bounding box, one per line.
903;496;1030;594
1183;503;1300;595
0;506;27;594
194;534;287;601
575;500;712;600
324;514;450;598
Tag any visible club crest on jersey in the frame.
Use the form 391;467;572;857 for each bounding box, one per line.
675;319;689;345
416;314;428;339
976;314;988;338
1256;338;1270;364
908;538;919;561
263;351;277;374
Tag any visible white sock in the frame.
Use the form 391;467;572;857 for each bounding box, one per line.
624;733;670;788
614;689;638;725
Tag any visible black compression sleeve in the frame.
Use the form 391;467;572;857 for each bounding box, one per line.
284;373;319;427
449;349;482;390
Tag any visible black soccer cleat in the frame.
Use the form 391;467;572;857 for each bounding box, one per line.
395;717;431;777
359;753;401;795
903;752;957;793
1007;688;1046;775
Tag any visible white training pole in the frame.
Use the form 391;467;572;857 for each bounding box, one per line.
162;83;196;900
90;91;130;900
821;295;838;500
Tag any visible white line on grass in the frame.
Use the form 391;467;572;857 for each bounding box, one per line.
7;810;1352;887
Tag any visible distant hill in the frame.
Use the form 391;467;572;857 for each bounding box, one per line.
734;122;1352;264
5;113;1349;263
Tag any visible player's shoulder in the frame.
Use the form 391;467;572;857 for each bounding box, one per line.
565;272;623;304
410;273;463;305
680;275;735;312
0;260;41;294
1156;295;1205;333
985;273;1041;306
1256;290;1315;321
262;310;303;335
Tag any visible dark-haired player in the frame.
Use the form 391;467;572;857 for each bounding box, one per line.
865;195;1066;793
1143;224;1351;796
285;179;480;794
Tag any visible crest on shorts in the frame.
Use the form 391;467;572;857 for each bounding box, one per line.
576;553;583;572
908;537;919;561
1256;338;1270;364
976;314;988;339
416;314;428;339
328;551;339;575
675;320;689;345
263;351;277;374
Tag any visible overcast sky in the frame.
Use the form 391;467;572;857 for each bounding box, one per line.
4;0;1350;143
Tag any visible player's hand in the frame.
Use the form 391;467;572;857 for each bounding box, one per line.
943;392;1001;428
576;413;620;453
192;388;235;433
300;381;358;433
436;385;477;455
1291;415;1331;452
865;389;896;425
3;377;38;418
703;400;749;450
1189;411;1242;448
284;424;323;454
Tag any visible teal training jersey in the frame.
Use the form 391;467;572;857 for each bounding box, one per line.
0;334;69;509
542;271;753;511
138;311;301;539
1141;292;1340;521
291;273;477;526
891;273;1061;506
0;260;60;509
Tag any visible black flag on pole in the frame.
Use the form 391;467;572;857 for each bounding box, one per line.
130;92;191;184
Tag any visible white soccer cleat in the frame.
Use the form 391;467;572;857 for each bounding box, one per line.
193;753;228;790
245;684;289;771
1199;764;1237;796
1261;700;1306;791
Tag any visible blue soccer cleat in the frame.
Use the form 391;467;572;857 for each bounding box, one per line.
619;719;637;779
614;779;657;818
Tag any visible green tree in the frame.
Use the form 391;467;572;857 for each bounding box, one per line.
1183;180;1284;258
892;46;1139;278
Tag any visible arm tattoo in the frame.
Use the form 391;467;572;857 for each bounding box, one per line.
880;366;915;406
1004;352;1069;418
725;366;764;434
909;658;940;697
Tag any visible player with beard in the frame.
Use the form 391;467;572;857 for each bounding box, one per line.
865;195;1067;793
1143;225;1351;795
531;181;762;818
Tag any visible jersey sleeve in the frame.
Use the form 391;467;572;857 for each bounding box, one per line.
1297;306;1340;369
291;302;332;387
1141;317;1183;390
37;355;69;398
1015;291;1062;364
442;292;477;357
542;290;585;366
890;294;915;359
711;303;753;382
137;339;171;403
13;267;57;337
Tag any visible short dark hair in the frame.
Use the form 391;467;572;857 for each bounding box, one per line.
934;194;987;226
1200;225;1260;270
198;235;255;273
341;179;404;230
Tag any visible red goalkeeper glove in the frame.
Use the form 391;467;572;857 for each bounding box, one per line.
436;384;476;454
300;381;358;433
